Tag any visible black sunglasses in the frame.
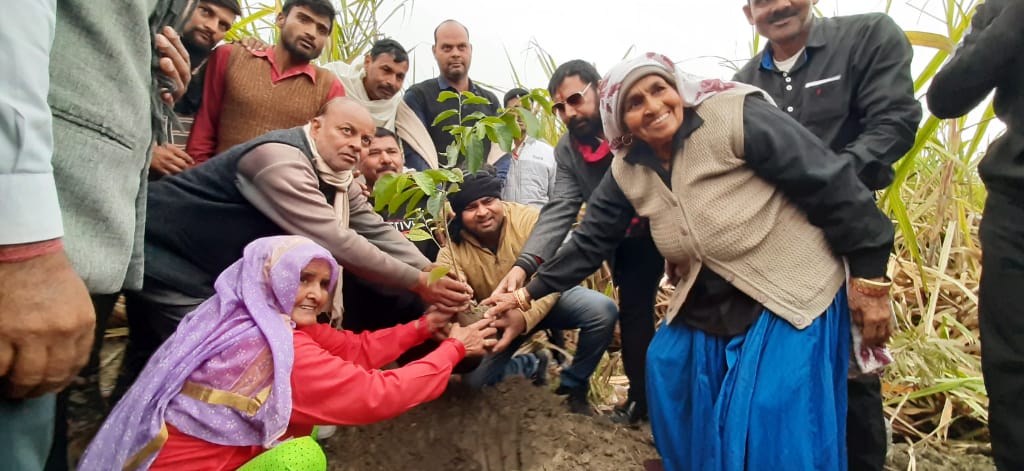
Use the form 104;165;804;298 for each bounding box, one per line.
551;82;592;116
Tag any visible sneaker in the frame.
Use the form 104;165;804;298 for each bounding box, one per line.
608;399;648;427
531;349;552;387
556;385;594;416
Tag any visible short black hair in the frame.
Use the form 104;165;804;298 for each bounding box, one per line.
433;19;469;44
503;88;529;108
548;60;601;97
368;38;408;63
282;0;337;26
374;126;399;141
202;0;242;16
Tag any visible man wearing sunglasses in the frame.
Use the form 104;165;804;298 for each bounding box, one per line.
491;60;665;426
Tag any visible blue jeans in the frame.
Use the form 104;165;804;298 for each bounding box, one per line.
464;286;617;391
0;395;55;471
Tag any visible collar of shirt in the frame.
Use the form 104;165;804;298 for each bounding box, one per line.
436;75;483;94
758;16;828;73
623;108;703;186
251;47;319;84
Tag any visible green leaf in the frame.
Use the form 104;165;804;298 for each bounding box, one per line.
481;116;505;126
463;95;492;106
427;192;445;220
474;123;488;141
422;169;447;181
515;108;542;137
404;201;424;218
412;172;438;196
450;167;464;182
371;173;399;213
466;137;484;174
432;109;459;126
461;111;487;124
389;186;419;215
529;89;553;112
428;266;450;284
444;141;460;167
484;125;500;148
494;124;514;153
437;90;459;103
407;228;433;241
501;112;523;141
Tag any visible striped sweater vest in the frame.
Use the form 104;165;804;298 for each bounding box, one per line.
216;47;335;154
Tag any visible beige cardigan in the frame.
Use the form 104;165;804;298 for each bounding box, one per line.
611;90;845;330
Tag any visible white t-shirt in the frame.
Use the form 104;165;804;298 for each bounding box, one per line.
773;47;806;73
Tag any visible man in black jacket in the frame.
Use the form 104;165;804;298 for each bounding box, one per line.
733;1;921;469
403;20;500;163
927;2;1024;469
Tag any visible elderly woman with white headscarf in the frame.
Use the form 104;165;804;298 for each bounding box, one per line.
485;53;895;470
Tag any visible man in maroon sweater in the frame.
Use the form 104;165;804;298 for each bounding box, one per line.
186;0;345;164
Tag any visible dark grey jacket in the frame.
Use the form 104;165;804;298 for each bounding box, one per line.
514;134;611;274
927;0;1024;200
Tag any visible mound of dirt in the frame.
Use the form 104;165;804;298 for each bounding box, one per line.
322;378;658;471
886;443;995;471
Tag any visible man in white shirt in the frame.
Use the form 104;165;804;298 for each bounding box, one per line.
496;88;557;209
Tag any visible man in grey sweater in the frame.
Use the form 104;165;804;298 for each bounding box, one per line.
116;98;472;396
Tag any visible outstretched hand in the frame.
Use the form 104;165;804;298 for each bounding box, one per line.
448;318;497;357
422;307;454;341
481;290;522;319
490;266;527;298
412;266;473;314
487;308;527;353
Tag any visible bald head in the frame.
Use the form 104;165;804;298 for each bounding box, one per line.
433;19;469;44
432;20;473;84
310;97;376;172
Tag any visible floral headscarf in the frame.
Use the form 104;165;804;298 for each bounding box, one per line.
598;52;772;157
81;236;338;470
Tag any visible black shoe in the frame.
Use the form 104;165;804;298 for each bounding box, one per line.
531;349;552;387
556;385;594;416
609;399;648;427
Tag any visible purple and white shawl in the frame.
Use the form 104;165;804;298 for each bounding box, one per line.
80;236;338;470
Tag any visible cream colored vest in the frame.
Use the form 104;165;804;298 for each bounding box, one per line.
611;90;844;329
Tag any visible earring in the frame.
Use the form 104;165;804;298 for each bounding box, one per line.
621;134;633;146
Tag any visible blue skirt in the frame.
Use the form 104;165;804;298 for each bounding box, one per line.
647;288;850;471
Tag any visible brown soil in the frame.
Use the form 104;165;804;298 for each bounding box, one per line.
886;443;995;471
455;301;489;327
321;377;658;471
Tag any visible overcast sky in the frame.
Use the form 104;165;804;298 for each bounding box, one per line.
370;0;953;94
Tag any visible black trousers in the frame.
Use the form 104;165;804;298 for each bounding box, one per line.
613;236;664;413
847;375;886;470
979;191;1024;471
46;293;118;471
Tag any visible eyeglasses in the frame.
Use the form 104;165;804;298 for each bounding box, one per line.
551;82;592;116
